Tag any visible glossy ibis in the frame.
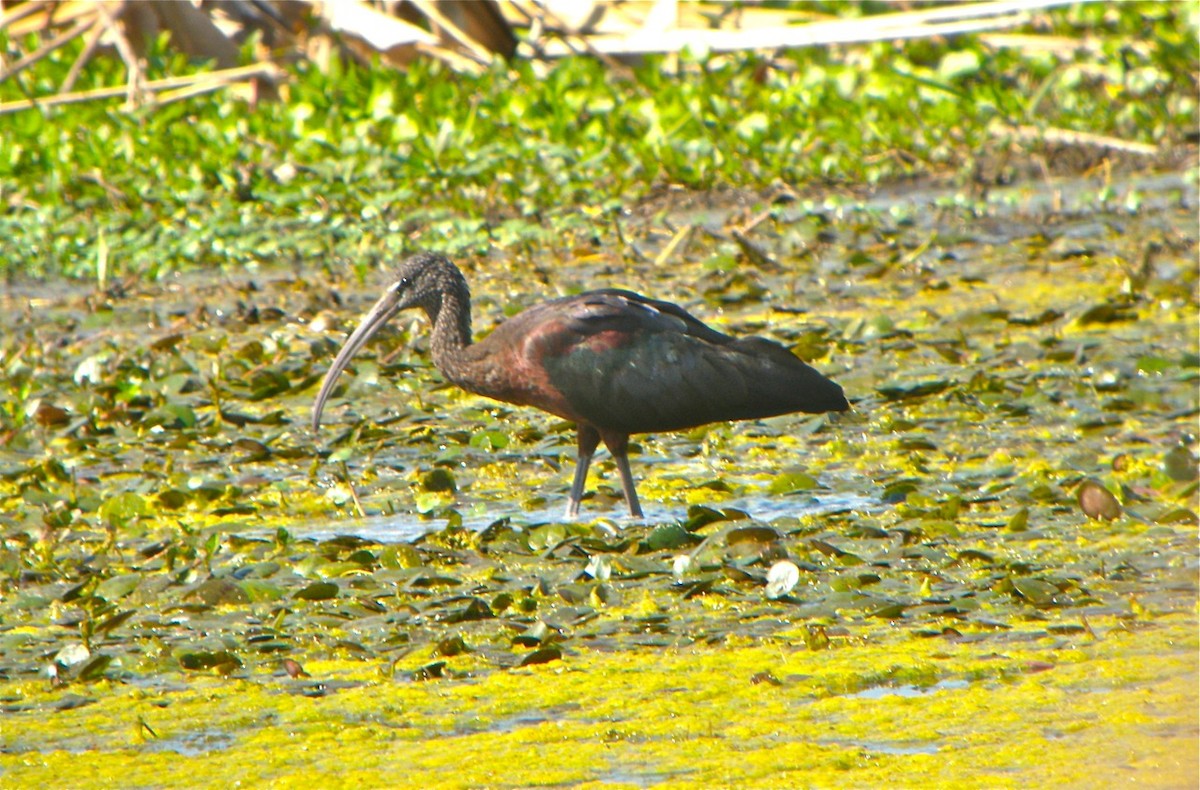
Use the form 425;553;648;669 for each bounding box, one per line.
312;252;849;518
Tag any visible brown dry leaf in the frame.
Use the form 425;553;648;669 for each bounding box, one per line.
31;400;71;427
1077;479;1122;521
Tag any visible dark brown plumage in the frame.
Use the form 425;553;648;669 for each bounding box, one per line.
312;252;849;518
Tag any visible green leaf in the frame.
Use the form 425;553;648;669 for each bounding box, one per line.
99;492;149;526
876;380;953;401
422;468;457;492
293;581;340;601
179;651;243;674
94;574;141;602
938;50;981;80
735;111;769;140
645;524;696;551
768;472;818;495
518;646;562;667
469;430;509;451
76;654;114;682
1011;578;1060;607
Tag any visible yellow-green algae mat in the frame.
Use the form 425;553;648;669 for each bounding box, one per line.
2;614;1195;788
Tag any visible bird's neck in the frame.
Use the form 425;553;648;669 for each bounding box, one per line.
426;283;473;376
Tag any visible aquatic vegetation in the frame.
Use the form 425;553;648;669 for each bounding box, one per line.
1;2;1196;785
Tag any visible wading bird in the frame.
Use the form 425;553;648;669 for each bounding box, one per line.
312;252;849;518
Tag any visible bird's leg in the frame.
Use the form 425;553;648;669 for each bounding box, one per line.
566;425;601;519
600;430;643;518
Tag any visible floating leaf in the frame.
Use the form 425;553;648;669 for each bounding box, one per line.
379;544;424;569
283;659;310;678
410;661;447;681
723;564;758;583
809;539;860;563
151;333;185;352
406;573;463;589
438;598;494;623
435;635;470;657
156;489;189;509
866;601;908;619
99;492;149;527
469;430;509;450
191;577;251;606
93;610;136;636
830;572;878;591
232;438;271;461
143;403;197;429
681;506;732;531
77;654;114;682
246;369;291;400
52;694;95;711
882;479;919;504
59;580;92;604
1077;479;1121;521
675;575;719;599
293;581;340;601
1010;577;1060;606
1008;309;1063;326
1152;507;1199;525
556;583;590;604
518;646;562;667
1163;446;1198;482
491;591;514;613
422;468;457;492
645;523;695;551
95;573;141;602
726;526;784;547
1005;507;1030;533
896;437;938;451
876;380;952;401
1077;302;1138;325
768;472;818;495
179;651;243;674
512;622;553;647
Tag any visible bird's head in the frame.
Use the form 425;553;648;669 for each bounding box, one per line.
311;251;465;432
387;250;465;313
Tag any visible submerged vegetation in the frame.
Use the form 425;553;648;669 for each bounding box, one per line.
1;2;1197;787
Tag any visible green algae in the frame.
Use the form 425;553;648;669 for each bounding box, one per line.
1;615;1194;788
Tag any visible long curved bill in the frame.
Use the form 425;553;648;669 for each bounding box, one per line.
311;288;403;432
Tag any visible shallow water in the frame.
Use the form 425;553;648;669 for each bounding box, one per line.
288;490;877;543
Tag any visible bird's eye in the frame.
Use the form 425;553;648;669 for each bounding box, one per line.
394;277;411;291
